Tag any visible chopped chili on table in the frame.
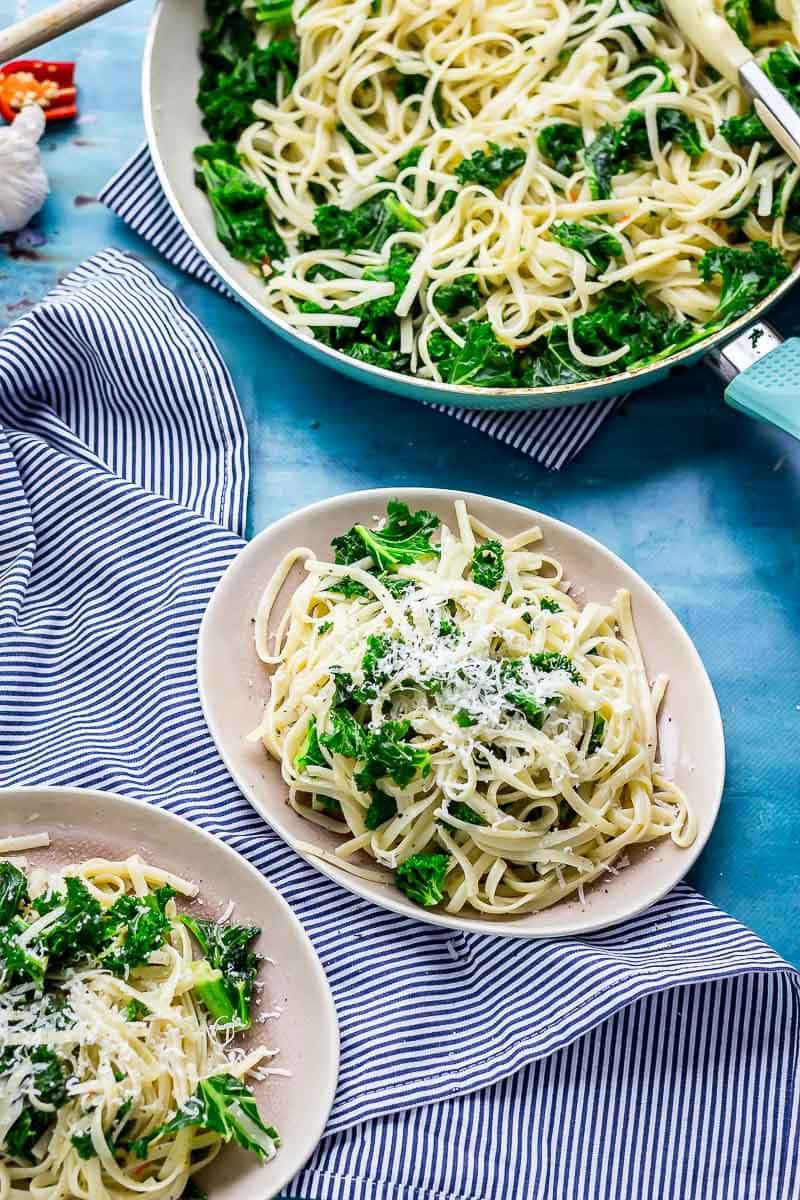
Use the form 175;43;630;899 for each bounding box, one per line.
0;60;77;123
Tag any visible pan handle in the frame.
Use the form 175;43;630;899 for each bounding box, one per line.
706;321;800;441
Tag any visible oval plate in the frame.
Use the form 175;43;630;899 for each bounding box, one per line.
198;487;725;937
0;786;339;1200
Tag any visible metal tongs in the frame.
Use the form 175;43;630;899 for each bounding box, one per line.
661;0;800;166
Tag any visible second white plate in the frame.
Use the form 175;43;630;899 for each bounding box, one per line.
0;786;339;1200
197;487;725;938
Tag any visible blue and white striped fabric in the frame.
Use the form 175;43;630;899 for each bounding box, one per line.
99;147;625;471
1;250;798;1200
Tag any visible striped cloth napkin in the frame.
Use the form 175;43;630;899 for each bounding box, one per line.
99;147;624;470
1;250;798;1200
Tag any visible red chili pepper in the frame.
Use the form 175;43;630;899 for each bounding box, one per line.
0;59;77;123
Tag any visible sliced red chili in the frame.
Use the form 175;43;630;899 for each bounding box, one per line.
0;59;77;123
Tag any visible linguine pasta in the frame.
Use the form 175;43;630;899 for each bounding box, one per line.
0;852;279;1199
196;0;800;384
253;500;695;917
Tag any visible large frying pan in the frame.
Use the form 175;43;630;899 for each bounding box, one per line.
143;0;800;438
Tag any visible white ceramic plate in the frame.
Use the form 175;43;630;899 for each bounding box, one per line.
0;787;339;1200
198;488;725;938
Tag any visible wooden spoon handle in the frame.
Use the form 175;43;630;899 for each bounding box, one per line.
0;0;133;62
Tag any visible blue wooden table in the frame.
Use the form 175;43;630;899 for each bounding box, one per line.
2;0;800;966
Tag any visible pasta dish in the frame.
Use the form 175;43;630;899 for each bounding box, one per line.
0;839;281;1199
252;499;695;916
192;0;800;387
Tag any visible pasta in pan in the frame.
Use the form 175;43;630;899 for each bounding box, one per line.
0;843;280;1199
253;500;695;916
194;0;800;387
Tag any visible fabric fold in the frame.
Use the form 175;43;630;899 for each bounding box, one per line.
0;250;797;1200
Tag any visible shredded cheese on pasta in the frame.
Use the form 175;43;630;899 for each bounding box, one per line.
253;500;696;917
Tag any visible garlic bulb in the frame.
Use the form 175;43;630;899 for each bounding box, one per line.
0;105;49;235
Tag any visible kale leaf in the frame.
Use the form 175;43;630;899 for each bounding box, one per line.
698;241;790;324
434;274;482;315
624;57;673;100
198;39;298;142
724;0;751;43
764;43;800;109
471;539;505;588
3;1048;68;1160
332;501;440;572
295;715;328;772
537;123;584;175
395;852;449;907
529;651;582;683
181;917;262;1030
321;707;368;758
719;111;772;147
354;720;431;791
0;862;28;923
585;110;702;200
588;712;606;753
364;789;397;829
446;802;487;826
195;154;285;265
132;1073;279;1163
255;0;293;27
455;143;526;190
102;885;176;975
430;321;517;387
551;221;623;271
312;194;416;253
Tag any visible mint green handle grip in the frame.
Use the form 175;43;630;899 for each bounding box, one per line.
725;337;800;439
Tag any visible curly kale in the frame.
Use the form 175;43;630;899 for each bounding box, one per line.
434;274;482;315
455;143;527;190
332;500;440;573
312;194;417;253
719;111;772;147
446;802;488;826
624;57;673;100
699;242;790;325
131;1074;279;1163
101;886;176;975
523;282;694;386
395;852;449;907
529;651;582;683
195;153;285;265
255;0;293;27
198;38;298;142
295;715;328;772
364;789;398;829
354;720;431;791
585;109;702;200
551;222;623;272
181;918;262;1030
724;0;751;43
764;43;800;108
537;123;584;176
3;1048;69;1160
471;539;505;589
0;862;28;923
32;876;110;969
588;713;607;753
321;707;368;758
429;321;518;387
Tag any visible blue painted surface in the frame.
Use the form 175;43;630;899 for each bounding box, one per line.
2;0;800;967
